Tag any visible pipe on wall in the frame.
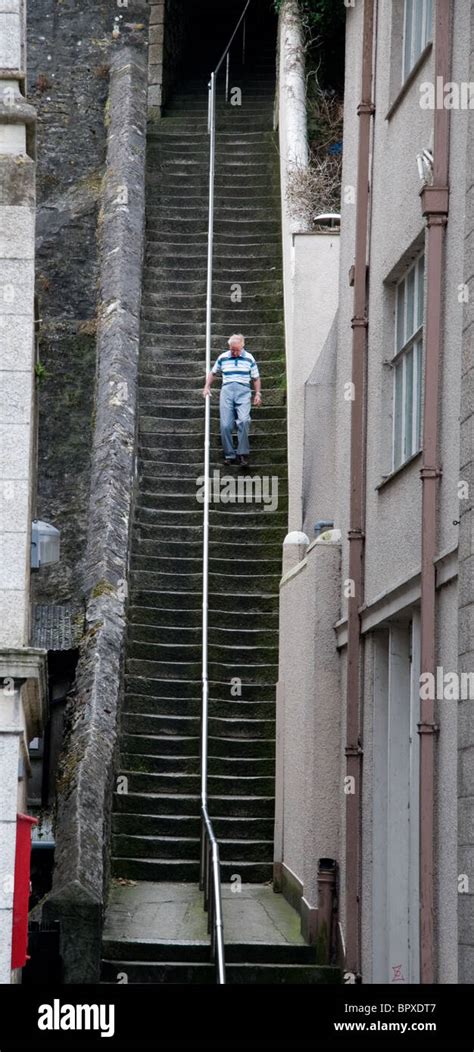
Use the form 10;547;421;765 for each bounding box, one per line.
344;0;376;980
418;0;452;986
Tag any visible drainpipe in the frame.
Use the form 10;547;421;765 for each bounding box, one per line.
344;0;376;980
418;0;452;985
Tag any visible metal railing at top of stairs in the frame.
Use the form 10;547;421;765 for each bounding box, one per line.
200;0;253;987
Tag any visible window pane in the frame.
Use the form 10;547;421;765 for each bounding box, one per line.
416;254;425;329
413;0;424;61
405;348;414;458
397;280;405;352
394;361;404;469
404;0;414;77
425;0;433;43
406;266;415;340
415;339;423;449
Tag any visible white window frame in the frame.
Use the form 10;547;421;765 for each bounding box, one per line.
403;0;433;80
392;252;424;471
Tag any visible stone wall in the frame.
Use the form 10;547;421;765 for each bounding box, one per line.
27;0;149;610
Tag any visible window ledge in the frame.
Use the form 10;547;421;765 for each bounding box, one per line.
376;450;422;492
386;42;433;122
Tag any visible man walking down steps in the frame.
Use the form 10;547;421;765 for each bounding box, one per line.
202;333;262;466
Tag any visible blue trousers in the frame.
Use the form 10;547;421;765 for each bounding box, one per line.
219;382;252;458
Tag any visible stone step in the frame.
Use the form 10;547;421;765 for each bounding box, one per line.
146;176;279;194
138;377;285;396
122;706;274;731
112;792;274;818
111;812;274;841
122;711;275;738
132;526;286;550
127;606;279;633
145;244;282;262
139;318;283;336
138;331;284;347
102;938;323;967
138;420;285;439
129;568;281;595
110;856;272;883
136;446;287;466
128;603;280;632
112;832;273;862
149;128;276;142
122;694;277;719
142;274;283;292
142;291;283;311
121;731;274;759
101;958;340;984
124;668;276;696
124;657;277;685
149;139;275;153
136;462;287;482
119;766;275;794
130;551;283;574
133;502;286;524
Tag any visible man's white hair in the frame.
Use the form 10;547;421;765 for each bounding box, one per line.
228;333;245;347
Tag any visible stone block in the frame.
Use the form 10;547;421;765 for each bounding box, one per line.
147;84;162;108
0;591;26;648
149;23;164;46
0;423;30;479
0;316;34;371
0;744;19;820
0;260;34;316
0;532;28;590
0;124;26;157
148;43;163;66
0;372;32;422
149;2;165;25
0;207;34;259
148;62;163;86
0;479;28;533
0;13;21;69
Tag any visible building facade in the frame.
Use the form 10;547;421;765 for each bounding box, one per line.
0;0;48;984
276;0;472;984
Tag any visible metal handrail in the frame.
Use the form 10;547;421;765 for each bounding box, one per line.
200;0;253;987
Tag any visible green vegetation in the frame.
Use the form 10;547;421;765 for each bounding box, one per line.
275;0;345;223
273;0;345;38
273;0;345;92
34;361;48;383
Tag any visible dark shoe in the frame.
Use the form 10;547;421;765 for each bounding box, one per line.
238;454;249;467
224;456;237;465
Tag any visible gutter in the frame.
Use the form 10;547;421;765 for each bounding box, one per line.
418;0;452;985
344;0;376;980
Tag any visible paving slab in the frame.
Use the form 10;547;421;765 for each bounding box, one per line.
104;881;304;946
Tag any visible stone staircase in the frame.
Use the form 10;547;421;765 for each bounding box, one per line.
111;26;286;889
102;940;340;985
101;11;339;985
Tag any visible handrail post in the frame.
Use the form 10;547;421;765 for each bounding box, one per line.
225;51;230;103
242;17;246;64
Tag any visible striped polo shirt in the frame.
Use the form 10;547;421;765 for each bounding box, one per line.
212;349;260;387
